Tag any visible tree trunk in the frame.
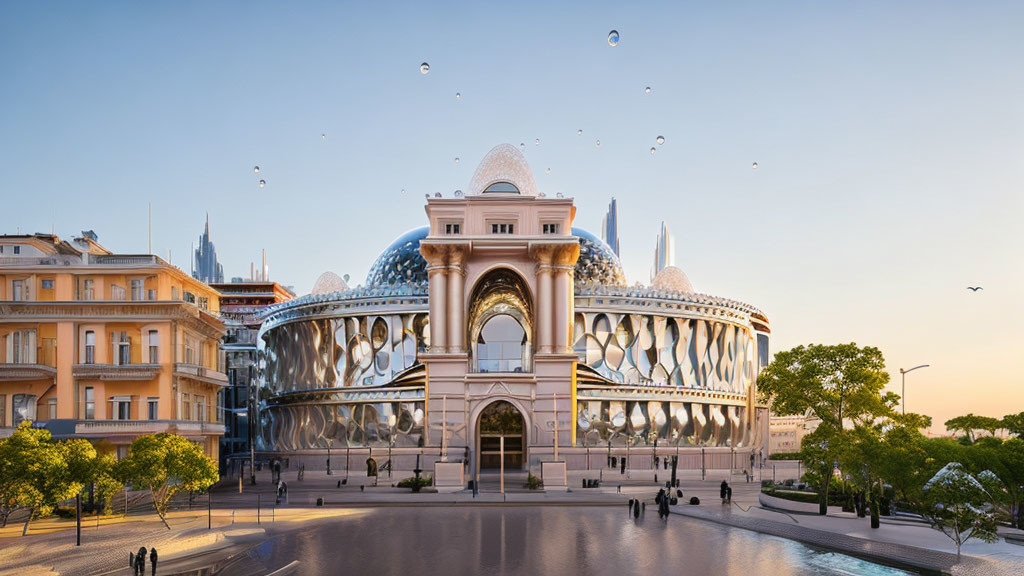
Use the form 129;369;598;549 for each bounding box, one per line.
820;479;829;516
22;506;34;536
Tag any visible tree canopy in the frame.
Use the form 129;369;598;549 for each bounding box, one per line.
113;433;218;529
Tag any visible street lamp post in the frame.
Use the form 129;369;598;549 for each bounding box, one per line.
899;365;930;416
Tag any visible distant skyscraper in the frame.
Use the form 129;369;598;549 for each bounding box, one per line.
652;221;675;280
193;213;224;284
601;197;620;257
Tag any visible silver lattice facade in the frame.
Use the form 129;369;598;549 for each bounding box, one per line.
255;144;770;477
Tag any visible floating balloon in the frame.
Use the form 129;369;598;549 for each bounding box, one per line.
419;62;430;74
608;30;620;46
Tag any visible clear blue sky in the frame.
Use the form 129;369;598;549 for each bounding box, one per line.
2;1;1022;431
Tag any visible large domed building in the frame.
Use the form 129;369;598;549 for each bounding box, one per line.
256;144;770;482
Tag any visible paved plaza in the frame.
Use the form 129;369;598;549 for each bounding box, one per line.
2;465;1023;576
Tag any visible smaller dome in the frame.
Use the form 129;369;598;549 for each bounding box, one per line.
652;266;694;293
312;271;348;295
468;144;539;197
573;228;627;287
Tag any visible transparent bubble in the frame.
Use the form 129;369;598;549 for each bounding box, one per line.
595;139;601;147
535;138;540;145
434;192;441;197
455;157;460;163
545;168;551;174
259;180;266;188
656;136;665;145
577;129;583;136
420;62;430;74
321;134;326;142
645;86;652;94
520;142;525;150
454;190;464;197
401;189;405;194
455;92;461;99
253;166;260;174
650;147;656;155
608;30;620;46
752;162;758;170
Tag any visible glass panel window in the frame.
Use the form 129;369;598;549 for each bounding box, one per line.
444;223;461;235
112;331;131;365
148;330;159;363
148;398;159;420
81;279;95;300
12;394;36;426
476;314;526;373
130;279;143;301
84;331;95;364
111;285;126;300
116;400;130;420
84;386;94;420
543;223;560;234
12;280;25;301
47;398;57;420
41;279;54;290
0;394;6;426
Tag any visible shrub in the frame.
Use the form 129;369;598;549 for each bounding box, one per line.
397;476;432;492
526;473;541;490
768;452;803;461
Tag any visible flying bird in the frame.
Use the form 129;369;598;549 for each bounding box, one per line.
967;286;983;292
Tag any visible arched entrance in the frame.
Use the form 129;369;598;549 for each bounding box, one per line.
478;400;525;469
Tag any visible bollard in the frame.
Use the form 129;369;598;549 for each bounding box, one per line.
316;497;324;507
257;494;261;524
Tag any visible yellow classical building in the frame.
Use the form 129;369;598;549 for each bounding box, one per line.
0;232;227;459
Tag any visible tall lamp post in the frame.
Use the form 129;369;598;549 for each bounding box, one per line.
899;365;930;416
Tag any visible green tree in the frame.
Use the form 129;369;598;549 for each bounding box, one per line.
921;462;998;557
944;414;1002;443
758;343;893;514
0;422;87;535
113;433;218;529
1002;412;1024;438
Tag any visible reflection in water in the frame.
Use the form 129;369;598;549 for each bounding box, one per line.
219;507;916;576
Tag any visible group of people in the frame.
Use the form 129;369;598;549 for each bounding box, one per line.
720;480;733;504
128;547;157;575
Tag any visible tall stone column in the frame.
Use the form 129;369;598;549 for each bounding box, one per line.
427;264;448;352
447;249;465;353
553;265;573;353
536;252;554;354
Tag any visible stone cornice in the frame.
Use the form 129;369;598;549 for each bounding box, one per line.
0;363;57;382
0;301;225;338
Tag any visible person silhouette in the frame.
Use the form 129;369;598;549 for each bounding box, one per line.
136;547;148;575
150;548;158;575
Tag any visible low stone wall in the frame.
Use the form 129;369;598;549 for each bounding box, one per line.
758;492;842;515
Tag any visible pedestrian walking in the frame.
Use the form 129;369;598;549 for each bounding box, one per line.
150;548;158;575
720;480;728;504
656;489;666;519
633;499;640;519
136;547;148;575
726;486;733;503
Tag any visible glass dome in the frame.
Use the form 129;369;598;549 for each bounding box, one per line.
365;227;431;289
572;227;627;287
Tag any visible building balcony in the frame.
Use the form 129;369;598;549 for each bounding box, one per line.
0;363;57;382
174;363;229;387
72;363;161;381
72;419;225;437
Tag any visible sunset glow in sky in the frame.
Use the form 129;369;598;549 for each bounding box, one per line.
2;1;1022;433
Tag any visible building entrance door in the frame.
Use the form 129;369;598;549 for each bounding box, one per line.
478;401;525;469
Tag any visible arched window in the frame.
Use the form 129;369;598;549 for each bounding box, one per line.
483;182;520;194
476;314;526;373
